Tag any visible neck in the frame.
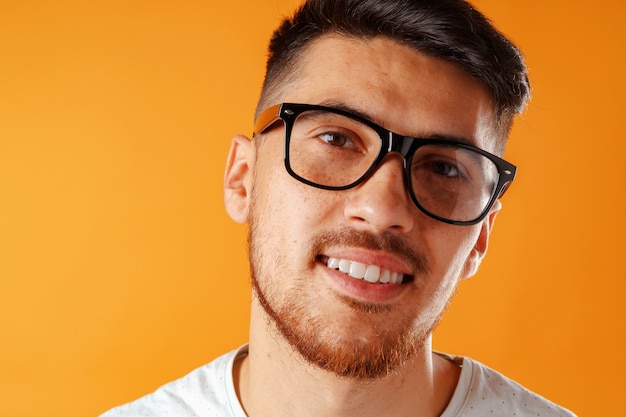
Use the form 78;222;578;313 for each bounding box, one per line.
234;303;460;417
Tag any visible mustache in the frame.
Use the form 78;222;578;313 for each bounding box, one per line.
310;228;430;276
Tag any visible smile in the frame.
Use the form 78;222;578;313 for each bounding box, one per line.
319;255;409;284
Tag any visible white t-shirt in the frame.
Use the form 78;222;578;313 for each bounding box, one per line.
100;346;575;417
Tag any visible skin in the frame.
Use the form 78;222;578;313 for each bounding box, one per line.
224;35;502;417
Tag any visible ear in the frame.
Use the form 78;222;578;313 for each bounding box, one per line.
461;200;502;279
223;135;255;224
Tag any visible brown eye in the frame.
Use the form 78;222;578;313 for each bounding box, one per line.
318;132;352;148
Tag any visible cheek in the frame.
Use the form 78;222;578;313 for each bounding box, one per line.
253;143;340;233
249;154;327;255
423;225;481;281
415;230;479;319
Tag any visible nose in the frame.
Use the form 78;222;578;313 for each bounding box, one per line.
343;154;415;234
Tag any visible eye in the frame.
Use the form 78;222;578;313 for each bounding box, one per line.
413;156;469;183
431;160;462;178
318;131;355;149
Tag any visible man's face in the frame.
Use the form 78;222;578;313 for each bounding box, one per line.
225;35;499;379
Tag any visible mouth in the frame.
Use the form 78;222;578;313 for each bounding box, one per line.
317;255;413;285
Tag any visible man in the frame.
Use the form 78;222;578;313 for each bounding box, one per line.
102;0;575;416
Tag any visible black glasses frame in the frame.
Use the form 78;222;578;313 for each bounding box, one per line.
253;103;517;226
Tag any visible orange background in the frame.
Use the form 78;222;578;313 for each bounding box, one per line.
1;1;624;416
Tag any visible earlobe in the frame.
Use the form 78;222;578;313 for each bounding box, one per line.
461;200;502;279
223;135;254;224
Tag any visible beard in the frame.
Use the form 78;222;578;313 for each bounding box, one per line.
246;190;455;380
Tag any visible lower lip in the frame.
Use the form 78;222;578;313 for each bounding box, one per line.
321;263;410;304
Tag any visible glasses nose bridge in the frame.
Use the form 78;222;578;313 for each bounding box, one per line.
382;132;414;163
367;131;413;187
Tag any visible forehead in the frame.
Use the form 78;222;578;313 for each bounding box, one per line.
272;35;498;152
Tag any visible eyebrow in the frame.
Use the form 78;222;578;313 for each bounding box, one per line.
421;133;477;147
314;99;478;147
315;99;384;126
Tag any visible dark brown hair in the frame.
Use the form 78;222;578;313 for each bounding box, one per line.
257;0;530;145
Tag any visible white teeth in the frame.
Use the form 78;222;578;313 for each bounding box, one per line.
326;257;403;284
379;268;390;284
349;261;366;279
363;265;380;283
338;259;351;274
328;257;339;269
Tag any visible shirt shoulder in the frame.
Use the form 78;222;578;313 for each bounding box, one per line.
439;353;576;417
99;346;248;417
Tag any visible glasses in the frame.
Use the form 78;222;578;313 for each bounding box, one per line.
253;103;517;226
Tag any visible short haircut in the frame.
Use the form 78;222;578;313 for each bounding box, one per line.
256;0;530;149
